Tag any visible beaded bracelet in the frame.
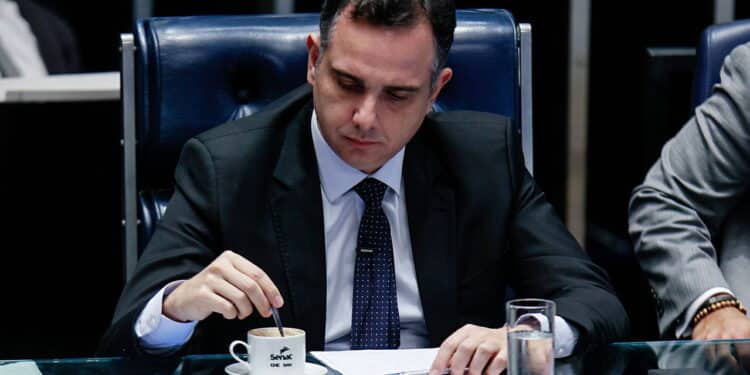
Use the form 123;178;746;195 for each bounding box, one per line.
692;293;747;327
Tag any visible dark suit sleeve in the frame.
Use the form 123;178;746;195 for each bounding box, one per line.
505;124;629;352
98;138;221;356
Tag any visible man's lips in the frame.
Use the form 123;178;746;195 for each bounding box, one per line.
344;136;378;146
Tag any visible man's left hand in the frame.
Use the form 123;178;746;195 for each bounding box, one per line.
429;324;509;375
692;307;750;340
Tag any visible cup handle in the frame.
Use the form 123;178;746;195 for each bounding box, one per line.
229;340;251;366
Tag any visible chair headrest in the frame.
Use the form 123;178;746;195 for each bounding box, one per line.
693;19;750;106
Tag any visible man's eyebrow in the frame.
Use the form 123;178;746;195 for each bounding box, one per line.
331;67;363;84
330;66;420;92
385;84;419;93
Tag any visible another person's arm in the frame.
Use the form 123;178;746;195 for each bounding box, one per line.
692;294;749;340
629;43;750;339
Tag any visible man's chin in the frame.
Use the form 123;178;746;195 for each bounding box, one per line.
345;159;382;175
338;149;380;171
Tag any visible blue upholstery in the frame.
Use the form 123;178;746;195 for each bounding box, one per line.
133;9;522;252
692;19;750;106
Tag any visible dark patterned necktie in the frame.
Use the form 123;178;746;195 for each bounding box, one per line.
350;177;400;349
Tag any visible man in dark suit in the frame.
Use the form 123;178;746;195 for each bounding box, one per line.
0;0;80;77
101;1;627;372
16;0;81;74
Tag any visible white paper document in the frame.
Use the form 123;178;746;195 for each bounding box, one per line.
0;361;43;375
311;348;439;375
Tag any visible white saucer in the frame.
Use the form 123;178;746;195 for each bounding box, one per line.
225;362;328;375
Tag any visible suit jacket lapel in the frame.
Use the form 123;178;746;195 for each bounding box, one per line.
269;103;327;350
404;124;458;346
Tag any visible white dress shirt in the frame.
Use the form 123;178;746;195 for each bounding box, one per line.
309;111;429;350
0;0;47;77
135;111;579;357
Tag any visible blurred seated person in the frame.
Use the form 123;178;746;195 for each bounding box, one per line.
0;0;80;77
630;41;750;340
101;1;628;372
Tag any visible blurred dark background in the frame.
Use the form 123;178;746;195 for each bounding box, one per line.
1;0;747;359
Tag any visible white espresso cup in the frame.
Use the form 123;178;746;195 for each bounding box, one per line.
229;327;306;375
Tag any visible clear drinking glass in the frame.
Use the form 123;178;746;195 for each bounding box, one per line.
506;298;555;375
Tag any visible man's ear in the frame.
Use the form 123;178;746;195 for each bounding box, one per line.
306;33;321;85
427;67;453;112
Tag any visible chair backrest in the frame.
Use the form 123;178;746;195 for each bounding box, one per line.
120;9;532;280
692;18;750;106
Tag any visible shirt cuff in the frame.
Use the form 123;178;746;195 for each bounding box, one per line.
553;316;578;358
676;287;734;338
135;280;198;349
518;314;578;358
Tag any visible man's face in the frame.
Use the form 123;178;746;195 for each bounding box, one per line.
306;8;452;174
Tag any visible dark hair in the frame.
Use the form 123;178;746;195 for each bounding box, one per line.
319;0;456;82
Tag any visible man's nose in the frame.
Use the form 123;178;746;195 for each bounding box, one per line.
353;94;377;131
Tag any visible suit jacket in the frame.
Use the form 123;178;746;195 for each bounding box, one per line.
16;0;81;74
100;85;627;356
629;42;750;337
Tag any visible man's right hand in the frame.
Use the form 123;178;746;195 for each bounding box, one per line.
163;250;284;322
693;307;750;340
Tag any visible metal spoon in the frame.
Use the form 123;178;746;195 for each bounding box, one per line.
270;307;285;337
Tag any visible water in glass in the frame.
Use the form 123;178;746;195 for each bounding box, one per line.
507;330;553;375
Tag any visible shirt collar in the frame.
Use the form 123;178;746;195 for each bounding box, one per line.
311;110;404;203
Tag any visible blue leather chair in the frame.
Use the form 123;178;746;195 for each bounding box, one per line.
120;10;533;280
692;18;750;106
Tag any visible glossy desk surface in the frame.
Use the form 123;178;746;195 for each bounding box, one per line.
2;340;750;374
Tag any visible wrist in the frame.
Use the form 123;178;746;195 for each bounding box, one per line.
163;293;189;323
692;293;747;327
